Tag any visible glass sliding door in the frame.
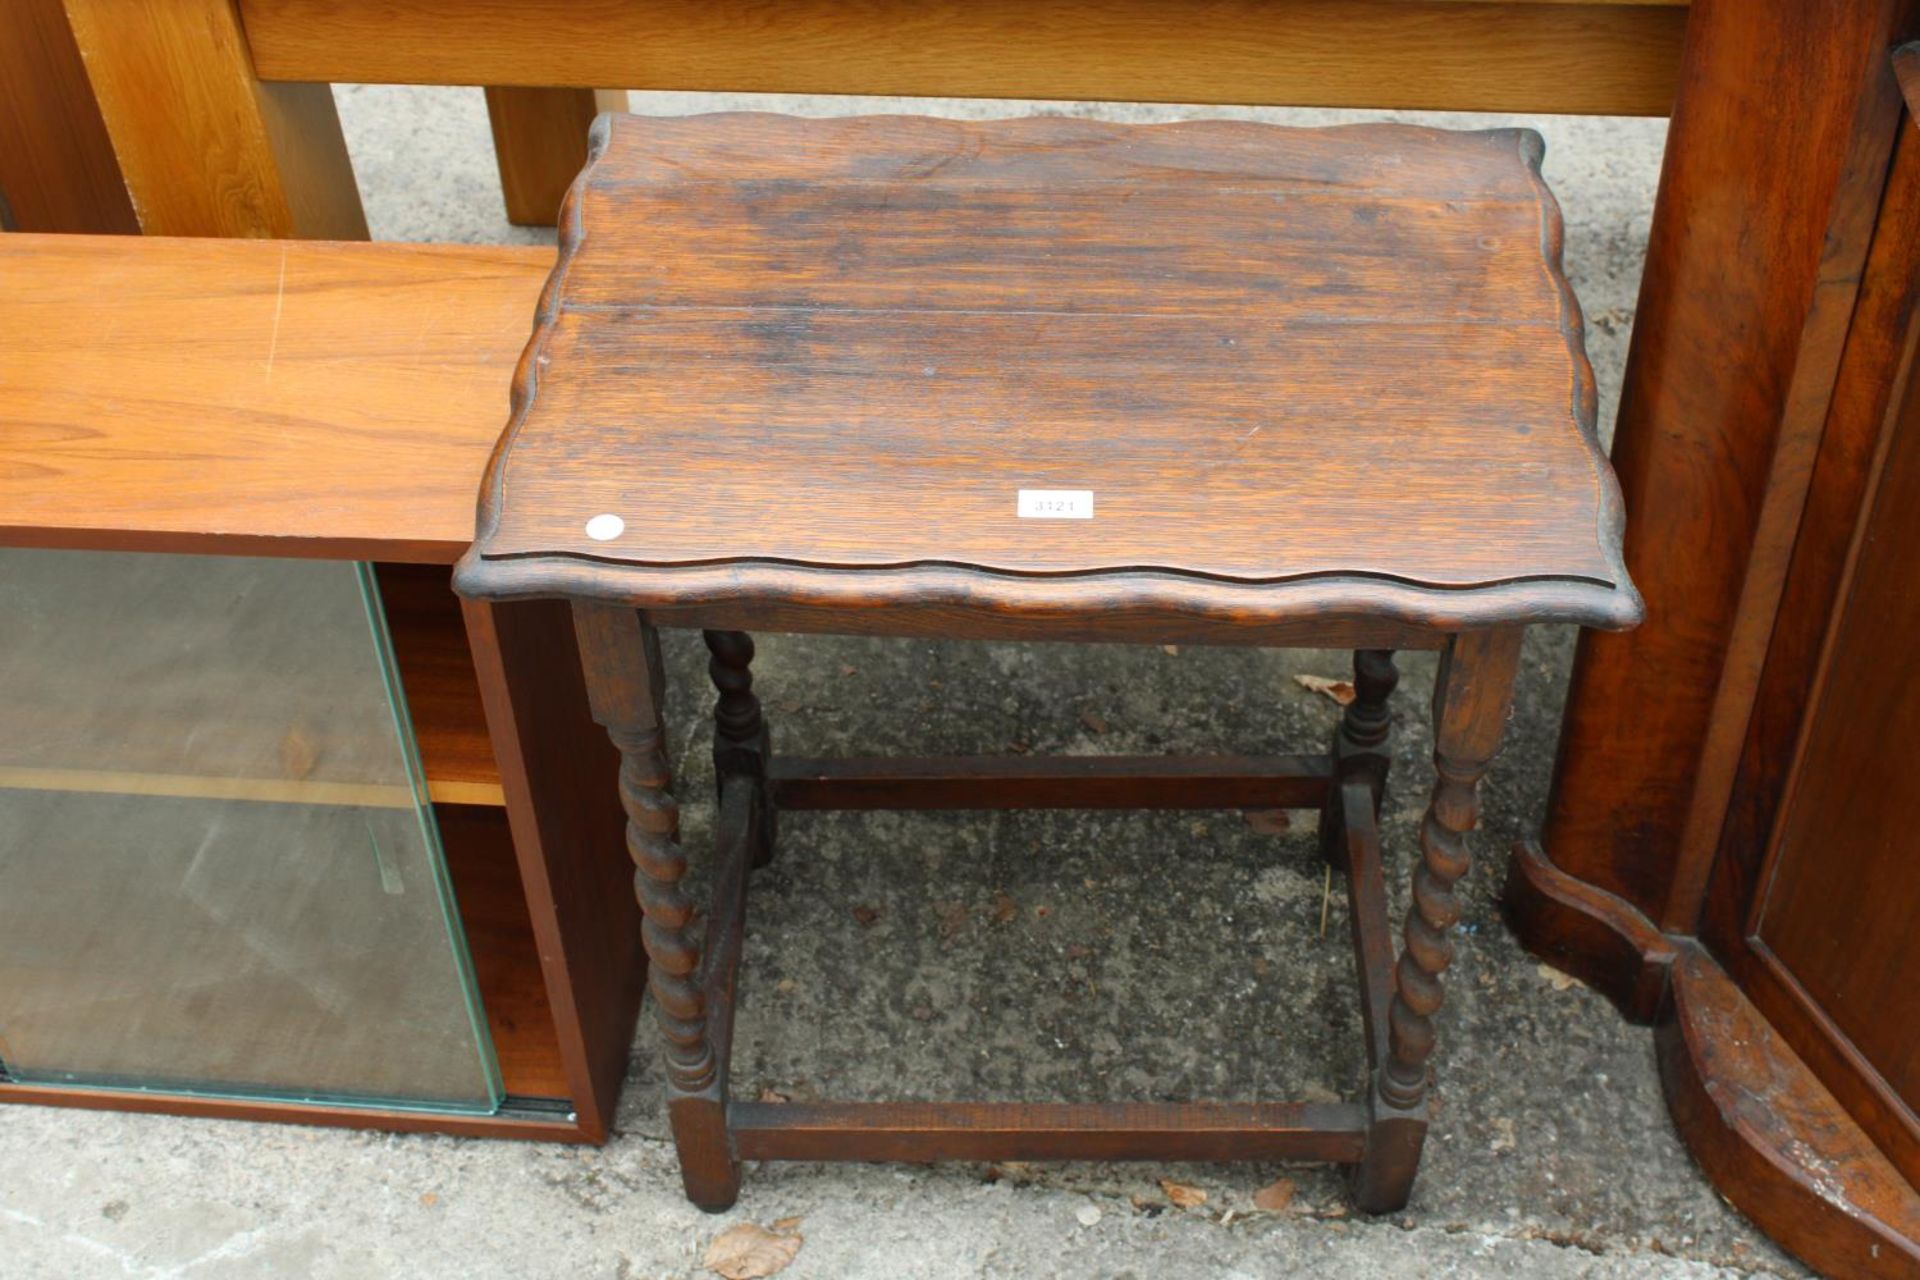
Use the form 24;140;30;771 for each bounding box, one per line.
0;550;501;1112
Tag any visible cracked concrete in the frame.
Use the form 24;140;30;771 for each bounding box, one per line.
0;87;1806;1278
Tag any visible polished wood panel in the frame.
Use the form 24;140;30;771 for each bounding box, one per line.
1536;0;1909;932
1509;15;1920;1273
485;87;627;227
1741;256;1920;1138
1712;54;1920;951
1701;113;1920;1188
462;598;639;1142
0;234;548;561
0;0;136;234
1658;948;1920;1279
240;0;1687;116
464;114;1636;634
61;0;365;239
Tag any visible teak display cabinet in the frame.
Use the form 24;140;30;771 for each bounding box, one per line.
0;238;641;1142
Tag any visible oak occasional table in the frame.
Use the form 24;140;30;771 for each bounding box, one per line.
455;111;1642;1212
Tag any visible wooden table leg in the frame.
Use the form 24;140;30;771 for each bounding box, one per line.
485;87;629;227
704;629;775;868
61;0;366;239
574;603;740;1209
1321;648;1399;866
1355;628;1522;1211
0;0;137;233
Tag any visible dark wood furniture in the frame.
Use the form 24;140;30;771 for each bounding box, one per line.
454;112;1641;1210
1501;3;1920;1275
0;0;1684;1152
0;232;641;1142
10;1;1918;1269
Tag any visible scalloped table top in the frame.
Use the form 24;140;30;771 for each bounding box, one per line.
459;112;1639;633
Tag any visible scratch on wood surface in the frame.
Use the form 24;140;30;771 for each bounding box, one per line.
264;245;288;381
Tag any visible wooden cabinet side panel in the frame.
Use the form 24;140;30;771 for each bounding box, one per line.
1702;110;1920;1191
1541;0;1910;923
462;597;642;1139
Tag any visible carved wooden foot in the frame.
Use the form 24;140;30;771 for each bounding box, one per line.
575;604;740;1210
704;629;775;869
1356;630;1521;1212
1320;648;1399;867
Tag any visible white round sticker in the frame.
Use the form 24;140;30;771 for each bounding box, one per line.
584;513;625;541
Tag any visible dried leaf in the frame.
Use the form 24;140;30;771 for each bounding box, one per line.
1293;674;1357;706
1536;962;1582;992
852;904;881;927
1161;644;1180;656
991;891;1019;924
774;978;797;995
1079;708;1110;734
771;1216;804;1233
704;1224;802;1280
1252;1178;1296;1212
757;1087;790;1104
1160;1179;1208;1209
1243;809;1292;835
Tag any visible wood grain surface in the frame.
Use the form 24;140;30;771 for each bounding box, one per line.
1691;107;1920;1193
0;0;137;234
485;87;628;227
1658;947;1920;1279
1537;0;1910;928
462;114;1638;633
238;0;1687;117
0;234;548;560
63;0;366;239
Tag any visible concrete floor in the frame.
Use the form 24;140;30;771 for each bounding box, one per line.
0;89;1805;1278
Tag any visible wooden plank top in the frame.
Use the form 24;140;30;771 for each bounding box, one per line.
240;0;1687;118
0;234;549;562
461;114;1639;632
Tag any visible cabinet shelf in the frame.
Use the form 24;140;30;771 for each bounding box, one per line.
379;563;505;807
